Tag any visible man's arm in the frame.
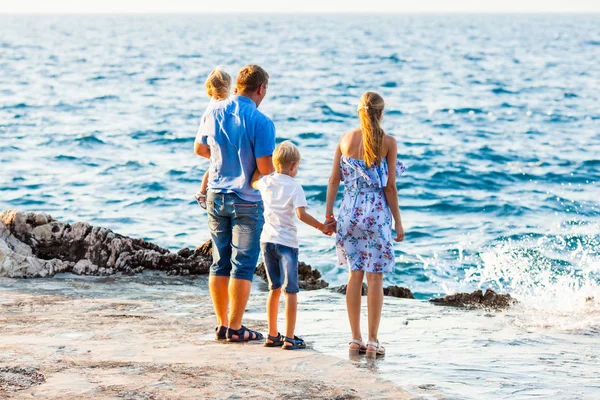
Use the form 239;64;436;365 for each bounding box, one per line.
250;169;261;190
256;155;275;176
194;142;211;158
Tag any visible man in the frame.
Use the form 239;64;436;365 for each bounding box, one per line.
194;64;275;342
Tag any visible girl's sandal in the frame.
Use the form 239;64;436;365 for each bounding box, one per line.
366;340;386;358
349;338;367;356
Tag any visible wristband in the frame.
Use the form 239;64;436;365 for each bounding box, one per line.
316;223;324;230
326;214;335;219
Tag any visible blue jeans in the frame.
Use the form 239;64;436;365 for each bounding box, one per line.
261;242;300;294
207;192;264;281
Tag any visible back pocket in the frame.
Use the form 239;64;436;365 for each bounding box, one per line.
233;203;260;232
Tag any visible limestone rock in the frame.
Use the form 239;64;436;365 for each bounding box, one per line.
429;289;516;310
0;210;212;278
72;259;98;275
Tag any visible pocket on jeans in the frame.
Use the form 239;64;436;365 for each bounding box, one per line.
233;203;259;232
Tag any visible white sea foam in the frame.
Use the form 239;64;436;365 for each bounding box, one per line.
464;221;600;332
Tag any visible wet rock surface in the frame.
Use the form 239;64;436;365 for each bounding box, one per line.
429;289;516;310
334;283;415;299
0;210;211;278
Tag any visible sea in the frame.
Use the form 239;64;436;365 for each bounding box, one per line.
0;14;599;399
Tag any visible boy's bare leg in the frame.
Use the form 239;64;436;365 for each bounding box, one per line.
366;272;384;345
283;292;297;347
266;288;282;342
346;270;365;349
209;275;229;328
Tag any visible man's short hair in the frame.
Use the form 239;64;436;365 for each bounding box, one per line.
236;64;269;93
273;141;301;170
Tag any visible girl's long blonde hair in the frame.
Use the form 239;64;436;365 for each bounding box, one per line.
358;91;385;167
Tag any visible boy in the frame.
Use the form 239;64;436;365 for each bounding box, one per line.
251;141;334;350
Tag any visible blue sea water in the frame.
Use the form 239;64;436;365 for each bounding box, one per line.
1;14;599;399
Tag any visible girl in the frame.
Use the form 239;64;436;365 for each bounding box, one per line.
325;91;406;358
194;67;232;209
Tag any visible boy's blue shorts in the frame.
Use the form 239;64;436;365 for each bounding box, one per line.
260;242;299;294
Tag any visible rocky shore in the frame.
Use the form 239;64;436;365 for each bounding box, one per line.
1;209;515;309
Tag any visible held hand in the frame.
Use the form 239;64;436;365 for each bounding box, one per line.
324;217;337;236
320;222;336;235
394;221;405;242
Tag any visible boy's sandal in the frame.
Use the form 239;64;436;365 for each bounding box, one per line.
264;332;284;347
366;340;386;358
282;335;306;350
226;325;264;342
215;325;228;340
349;338;367;354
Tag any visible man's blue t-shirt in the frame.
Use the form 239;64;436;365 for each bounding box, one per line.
195;95;276;202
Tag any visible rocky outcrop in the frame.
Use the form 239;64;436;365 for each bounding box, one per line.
429;289;516;310
0;210;332;290
384;285;416;299
335;283;368;296
255;260;329;290
0;210;211;278
334;283;415;299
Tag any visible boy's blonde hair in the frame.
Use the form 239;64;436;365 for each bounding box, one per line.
206;67;231;100
273;141;301;170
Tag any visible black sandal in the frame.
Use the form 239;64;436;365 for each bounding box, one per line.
226;325;264;342
282;335;306;350
264;332;284;347
215;325;227;340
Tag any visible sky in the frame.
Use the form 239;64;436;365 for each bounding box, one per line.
2;0;600;13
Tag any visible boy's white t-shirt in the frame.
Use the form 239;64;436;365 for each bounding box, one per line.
256;173;308;249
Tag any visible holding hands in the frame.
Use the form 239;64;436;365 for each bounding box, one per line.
321;215;337;236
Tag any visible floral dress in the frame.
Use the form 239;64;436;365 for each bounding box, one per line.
336;155;406;273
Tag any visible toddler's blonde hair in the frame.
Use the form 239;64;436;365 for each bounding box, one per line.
206;67;231;100
273;141;301;170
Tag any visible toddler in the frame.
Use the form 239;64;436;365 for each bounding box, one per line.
194;67;232;209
